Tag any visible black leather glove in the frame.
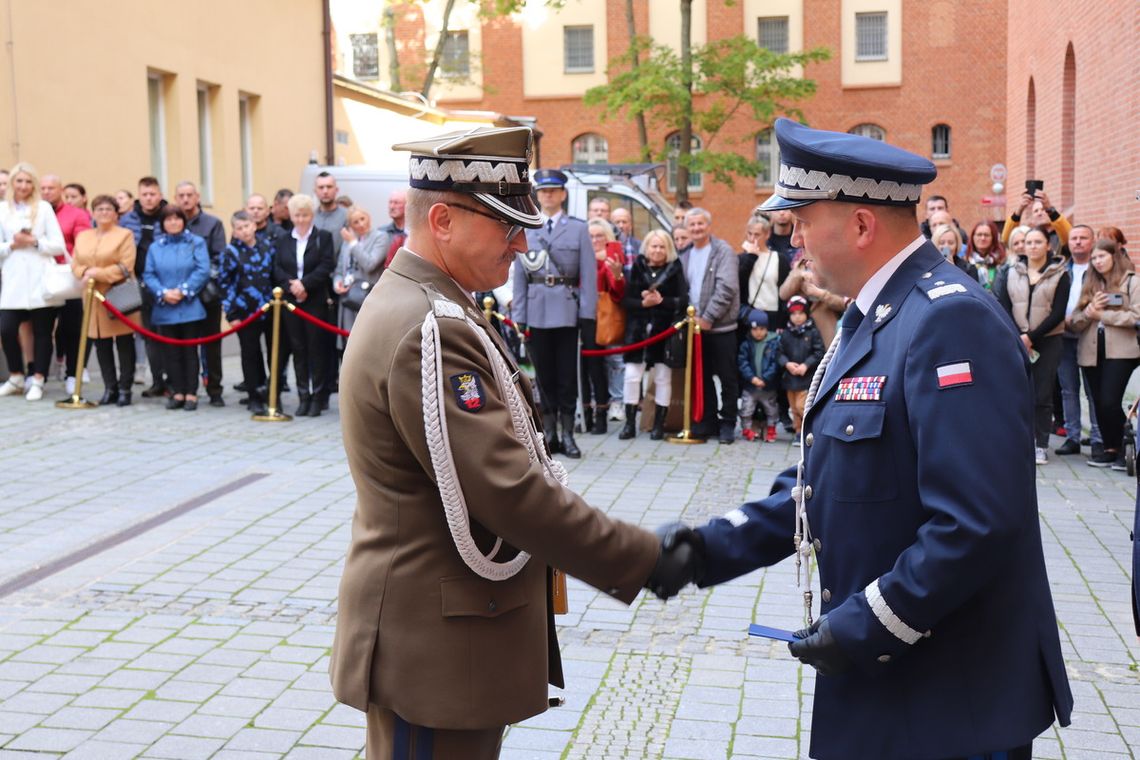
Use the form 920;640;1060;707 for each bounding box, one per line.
788;615;852;677
646;522;705;600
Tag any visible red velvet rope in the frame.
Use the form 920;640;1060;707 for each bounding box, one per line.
287;304;352;337
98;298;267;346
580;323;679;356
692;330;704;422
499;316;531;339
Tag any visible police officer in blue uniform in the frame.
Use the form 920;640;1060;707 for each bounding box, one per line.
647;119;1073;760
511;169;597;458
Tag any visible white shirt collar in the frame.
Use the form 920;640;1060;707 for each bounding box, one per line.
854;235;926;315
292;226;312;241
542;211;562;227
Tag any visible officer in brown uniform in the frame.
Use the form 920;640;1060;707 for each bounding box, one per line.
330;126;666;759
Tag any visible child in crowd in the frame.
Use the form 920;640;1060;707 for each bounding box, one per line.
777;295;824;439
737;309;780;442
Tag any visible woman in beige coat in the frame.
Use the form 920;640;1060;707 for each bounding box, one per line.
1067;238;1140;470
71;195;139;406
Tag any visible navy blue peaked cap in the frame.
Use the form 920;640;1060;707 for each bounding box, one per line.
533;169;568;188
759;118;937;211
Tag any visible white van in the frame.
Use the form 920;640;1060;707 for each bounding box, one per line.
298;162;674;238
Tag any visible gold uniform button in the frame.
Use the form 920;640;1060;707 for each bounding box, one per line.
812;538;822;553
821;588;831;603
877;654;892;663
804;485;813;500
845;424;855;436
805;433;814;447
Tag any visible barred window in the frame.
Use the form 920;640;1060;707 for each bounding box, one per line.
350;33;379;79
757;17;789;55
572;133;609;165
855;12;888;62
755;129;780;187
932;124;951;159
564;26;594;73
441;31;470;79
666;133;703;192
848;123;886;141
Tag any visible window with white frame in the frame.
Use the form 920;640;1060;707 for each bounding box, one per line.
239;95;255;200
441;31;470;79
755;129;780;187
147;74;167;189
848;123;886;141
350;33;379;79
855;12;888;61
564;26;595;73
666;133;703;192
931;124;951;159
757;17;789;55
196;85;214;205
572;133;609;165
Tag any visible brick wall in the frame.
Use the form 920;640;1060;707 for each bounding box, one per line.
410;0;1009;238
1006;0;1139;251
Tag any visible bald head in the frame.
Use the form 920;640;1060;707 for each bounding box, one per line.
245;194;270;227
40;174;63;206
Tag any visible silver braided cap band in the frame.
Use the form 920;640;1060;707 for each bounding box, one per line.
777;163;923;204
864;578;927;645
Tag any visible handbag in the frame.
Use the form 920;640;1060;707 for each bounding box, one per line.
595;292;626;346
198;271;222;306
664;321;688;369
104;265;143;316
341;278;372;311
41;259;84;305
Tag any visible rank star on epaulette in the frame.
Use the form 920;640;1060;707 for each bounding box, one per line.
834;375;887;401
450;372;486;412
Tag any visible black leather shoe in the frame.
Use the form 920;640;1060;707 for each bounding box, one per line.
650;405;668;440
718;421;736;444
208;395;225;408
559;412;581;458
248;397;268;415
141;384;168;399
1055;439;1080;455
593;407;607;435
98;388;119;406
183;398;199;411
233;381;248;392
619;404;638;440
116;392;132;407
165;397;184;410
296;398;312;417
308;403;322;417
543;412;561;454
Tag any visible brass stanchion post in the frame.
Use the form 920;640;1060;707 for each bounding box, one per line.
252;287;292;422
667;306;705;444
482;295;494;323
56;279;98;409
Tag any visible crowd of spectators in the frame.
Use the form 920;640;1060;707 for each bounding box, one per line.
0;165;407;419
0;160;1133;473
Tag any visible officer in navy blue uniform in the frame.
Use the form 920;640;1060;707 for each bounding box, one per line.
646;119;1073;760
511;169;597;459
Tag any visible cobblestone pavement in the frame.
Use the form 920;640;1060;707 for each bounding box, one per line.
0;359;1137;759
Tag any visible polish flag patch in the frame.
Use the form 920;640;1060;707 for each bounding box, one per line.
936;361;973;389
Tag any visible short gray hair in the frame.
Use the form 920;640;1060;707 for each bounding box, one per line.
405;188;455;229
685;207;712;225
287;193;316;215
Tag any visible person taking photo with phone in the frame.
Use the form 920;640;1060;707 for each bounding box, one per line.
998;225;1071;465
1002;182;1071;255
1065;238;1140;470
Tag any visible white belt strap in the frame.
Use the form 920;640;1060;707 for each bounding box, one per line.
420;298;569;581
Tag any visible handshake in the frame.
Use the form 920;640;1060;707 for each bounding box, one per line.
644;521;852;676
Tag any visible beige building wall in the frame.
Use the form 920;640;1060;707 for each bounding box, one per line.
840;0;902;87
522;0;608;97
649;0;708;51
0;0;327;226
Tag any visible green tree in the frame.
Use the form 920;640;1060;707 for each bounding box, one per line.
584;24;829;202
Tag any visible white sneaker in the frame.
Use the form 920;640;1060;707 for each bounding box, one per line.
134;363;148;385
82;368;91;383
608;401;625;421
25;378;44;401
65;376;76;395
1034;447;1047;465
0;376;24;396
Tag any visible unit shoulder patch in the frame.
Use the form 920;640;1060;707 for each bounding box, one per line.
450;372;486;412
936;361;973;389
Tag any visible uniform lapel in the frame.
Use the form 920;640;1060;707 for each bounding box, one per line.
811;243;943;408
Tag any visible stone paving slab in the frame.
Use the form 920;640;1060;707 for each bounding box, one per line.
0;357;1136;758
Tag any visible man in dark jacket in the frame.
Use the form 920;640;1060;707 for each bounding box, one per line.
120;176;168;397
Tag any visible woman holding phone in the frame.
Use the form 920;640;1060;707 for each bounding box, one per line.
1066;239;1140;470
998;225;1071;465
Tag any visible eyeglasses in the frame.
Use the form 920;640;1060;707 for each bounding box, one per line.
447;202;525;243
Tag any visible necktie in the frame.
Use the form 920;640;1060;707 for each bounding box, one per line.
546;219;553;234
824;302;864;386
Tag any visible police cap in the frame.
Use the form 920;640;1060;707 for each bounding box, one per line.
392;126;542;229
533;169;568;189
760;118;937;212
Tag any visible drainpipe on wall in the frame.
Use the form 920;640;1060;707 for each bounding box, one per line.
4;0;20;160
322;0;335;166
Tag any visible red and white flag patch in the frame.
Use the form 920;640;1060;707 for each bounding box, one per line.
936;361;973;389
